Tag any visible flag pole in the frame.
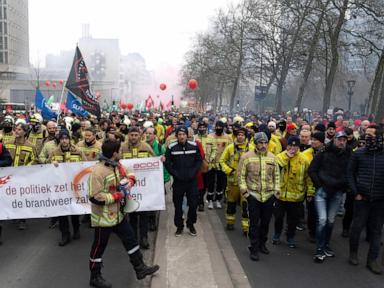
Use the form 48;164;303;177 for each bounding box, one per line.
57;81;66;122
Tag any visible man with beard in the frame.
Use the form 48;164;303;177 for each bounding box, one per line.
238;132;280;261
38;121;59;164
195;121;209;211
205;120;232;209
220;127;251;235
348;125;384;274
27;114;46;155
49;129;85;246
77;127;102;161
120;126;155;249
325;122;336;144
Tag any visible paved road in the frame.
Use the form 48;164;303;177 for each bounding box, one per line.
0;218;155;288
215;208;384;288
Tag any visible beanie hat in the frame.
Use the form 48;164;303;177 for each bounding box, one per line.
286;124;296;132
58;129;70;139
253;132;269;144
327;122;336;129
215;121;226;128
314;123;326;132
312;132;325;144
287;135;300;146
175;125;188;135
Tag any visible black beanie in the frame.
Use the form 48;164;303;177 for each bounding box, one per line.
312;132;325;144
327;122;336;129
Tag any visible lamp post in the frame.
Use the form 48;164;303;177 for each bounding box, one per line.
347;80;356;112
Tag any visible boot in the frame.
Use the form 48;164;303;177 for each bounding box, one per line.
348;251;359;266
248;246;259;261
198;204;204;212
259;243;270;255
130;251;159;280
366;259;382;274
90;273;112;288
59;233;70;247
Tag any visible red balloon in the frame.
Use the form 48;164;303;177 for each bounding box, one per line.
59;80;64;85
52;82;57;88
160;83;167;91
121;103;127;110
45;80;50;87
127;103;134;110
188;79;198;90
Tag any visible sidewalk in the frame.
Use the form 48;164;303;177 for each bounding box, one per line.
150;193;251;288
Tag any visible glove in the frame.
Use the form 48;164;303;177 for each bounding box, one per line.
112;192;125;202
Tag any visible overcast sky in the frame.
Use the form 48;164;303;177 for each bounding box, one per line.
29;0;235;70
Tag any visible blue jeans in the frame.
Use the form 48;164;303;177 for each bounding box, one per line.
314;188;343;252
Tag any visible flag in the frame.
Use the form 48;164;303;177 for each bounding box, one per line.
66;91;89;118
66;46;100;117
145;95;154;110
35;88;57;120
159;101;164;111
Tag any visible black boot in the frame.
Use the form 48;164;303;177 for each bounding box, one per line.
90;273;112;288
130;251;159;280
59;233;70;246
248;246;259;261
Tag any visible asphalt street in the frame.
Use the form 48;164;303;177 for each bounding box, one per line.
215;207;384;288
0;218;155;288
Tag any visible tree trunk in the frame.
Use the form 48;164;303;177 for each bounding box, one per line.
295;0;330;110
368;49;384;116
230;77;239;113
322;0;349;113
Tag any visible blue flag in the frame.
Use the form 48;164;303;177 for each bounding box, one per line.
66;91;89;117
35;88;58;120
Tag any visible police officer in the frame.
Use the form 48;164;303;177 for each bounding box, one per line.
88;139;159;288
164;126;202;237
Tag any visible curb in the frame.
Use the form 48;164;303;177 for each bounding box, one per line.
206;209;252;288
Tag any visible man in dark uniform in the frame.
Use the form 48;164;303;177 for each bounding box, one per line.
164;126;202;237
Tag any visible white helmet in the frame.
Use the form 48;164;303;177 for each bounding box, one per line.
15;118;27;125
122;116;131;126
32;113;43;124
63;116;74;131
219;117;227;124
4;115;14;125
233;115;244;124
143;121;154;129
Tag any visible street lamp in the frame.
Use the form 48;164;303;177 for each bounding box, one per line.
347;79;356;112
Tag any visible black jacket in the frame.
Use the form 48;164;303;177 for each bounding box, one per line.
347;147;384;201
308;142;351;193
0;144;12;167
164;140;202;182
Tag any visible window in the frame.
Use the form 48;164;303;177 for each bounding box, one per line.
0;22;2;33
3;7;6;20
0;36;2;49
0;52;3;64
3;35;6;49
4;51;7;63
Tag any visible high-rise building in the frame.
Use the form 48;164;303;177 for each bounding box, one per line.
0;0;29;75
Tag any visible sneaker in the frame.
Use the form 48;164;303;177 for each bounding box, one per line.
188;225;197;236
248;246;259;261
367;259;382;274
272;234;281;245
198;204;204;212
313;250;326;263
349;252;359;266
324;246;335;257
215;200;222;209
175;227;183;237
208;201;214;209
287;238;296;248
296;223;305;231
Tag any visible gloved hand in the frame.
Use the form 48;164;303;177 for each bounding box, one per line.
112;192;125;202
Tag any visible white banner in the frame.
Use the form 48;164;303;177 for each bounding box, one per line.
0;157;165;220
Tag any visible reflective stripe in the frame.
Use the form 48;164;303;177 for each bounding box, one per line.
185;150;196;154
89;258;102;263
171;151;184;155
128;245;140;255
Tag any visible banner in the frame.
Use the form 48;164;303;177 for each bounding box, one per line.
66;91;89;118
0;157;165;220
66;46;101;117
35;88;58;120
